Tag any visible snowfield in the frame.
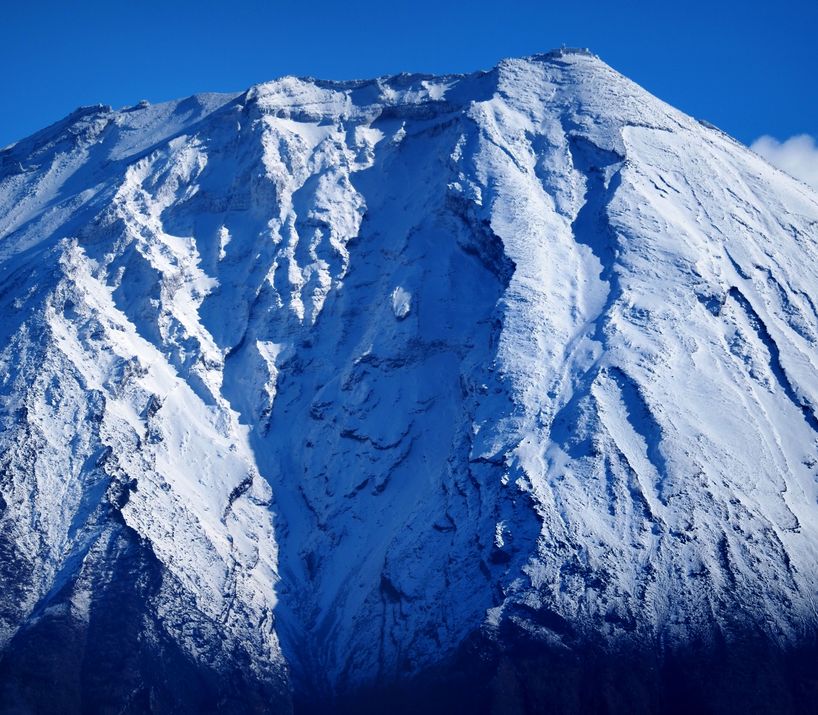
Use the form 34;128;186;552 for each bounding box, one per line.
1;48;818;713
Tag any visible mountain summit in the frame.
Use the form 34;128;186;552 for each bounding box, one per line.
1;49;818;713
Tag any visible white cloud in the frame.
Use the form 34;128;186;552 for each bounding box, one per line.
750;134;818;191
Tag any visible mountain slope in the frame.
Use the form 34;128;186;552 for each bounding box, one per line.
1;49;818;713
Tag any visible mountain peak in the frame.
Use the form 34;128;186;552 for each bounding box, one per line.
1;54;818;714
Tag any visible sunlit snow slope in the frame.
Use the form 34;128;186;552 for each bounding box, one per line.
1;49;818;713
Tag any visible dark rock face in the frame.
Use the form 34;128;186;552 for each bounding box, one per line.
0;524;292;715
298;636;818;715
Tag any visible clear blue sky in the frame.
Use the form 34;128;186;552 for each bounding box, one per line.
2;0;815;148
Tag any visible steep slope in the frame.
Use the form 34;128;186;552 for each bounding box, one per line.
1;49;818;713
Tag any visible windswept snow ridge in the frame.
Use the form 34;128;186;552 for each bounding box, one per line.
1;49;818;713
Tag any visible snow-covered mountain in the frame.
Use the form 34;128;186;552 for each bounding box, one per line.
1;48;818;713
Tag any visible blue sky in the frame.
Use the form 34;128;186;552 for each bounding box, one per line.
2;0;816;151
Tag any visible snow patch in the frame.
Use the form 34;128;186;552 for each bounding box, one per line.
390;286;412;319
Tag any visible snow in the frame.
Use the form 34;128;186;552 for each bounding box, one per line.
1;49;818;706
390;286;412;319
